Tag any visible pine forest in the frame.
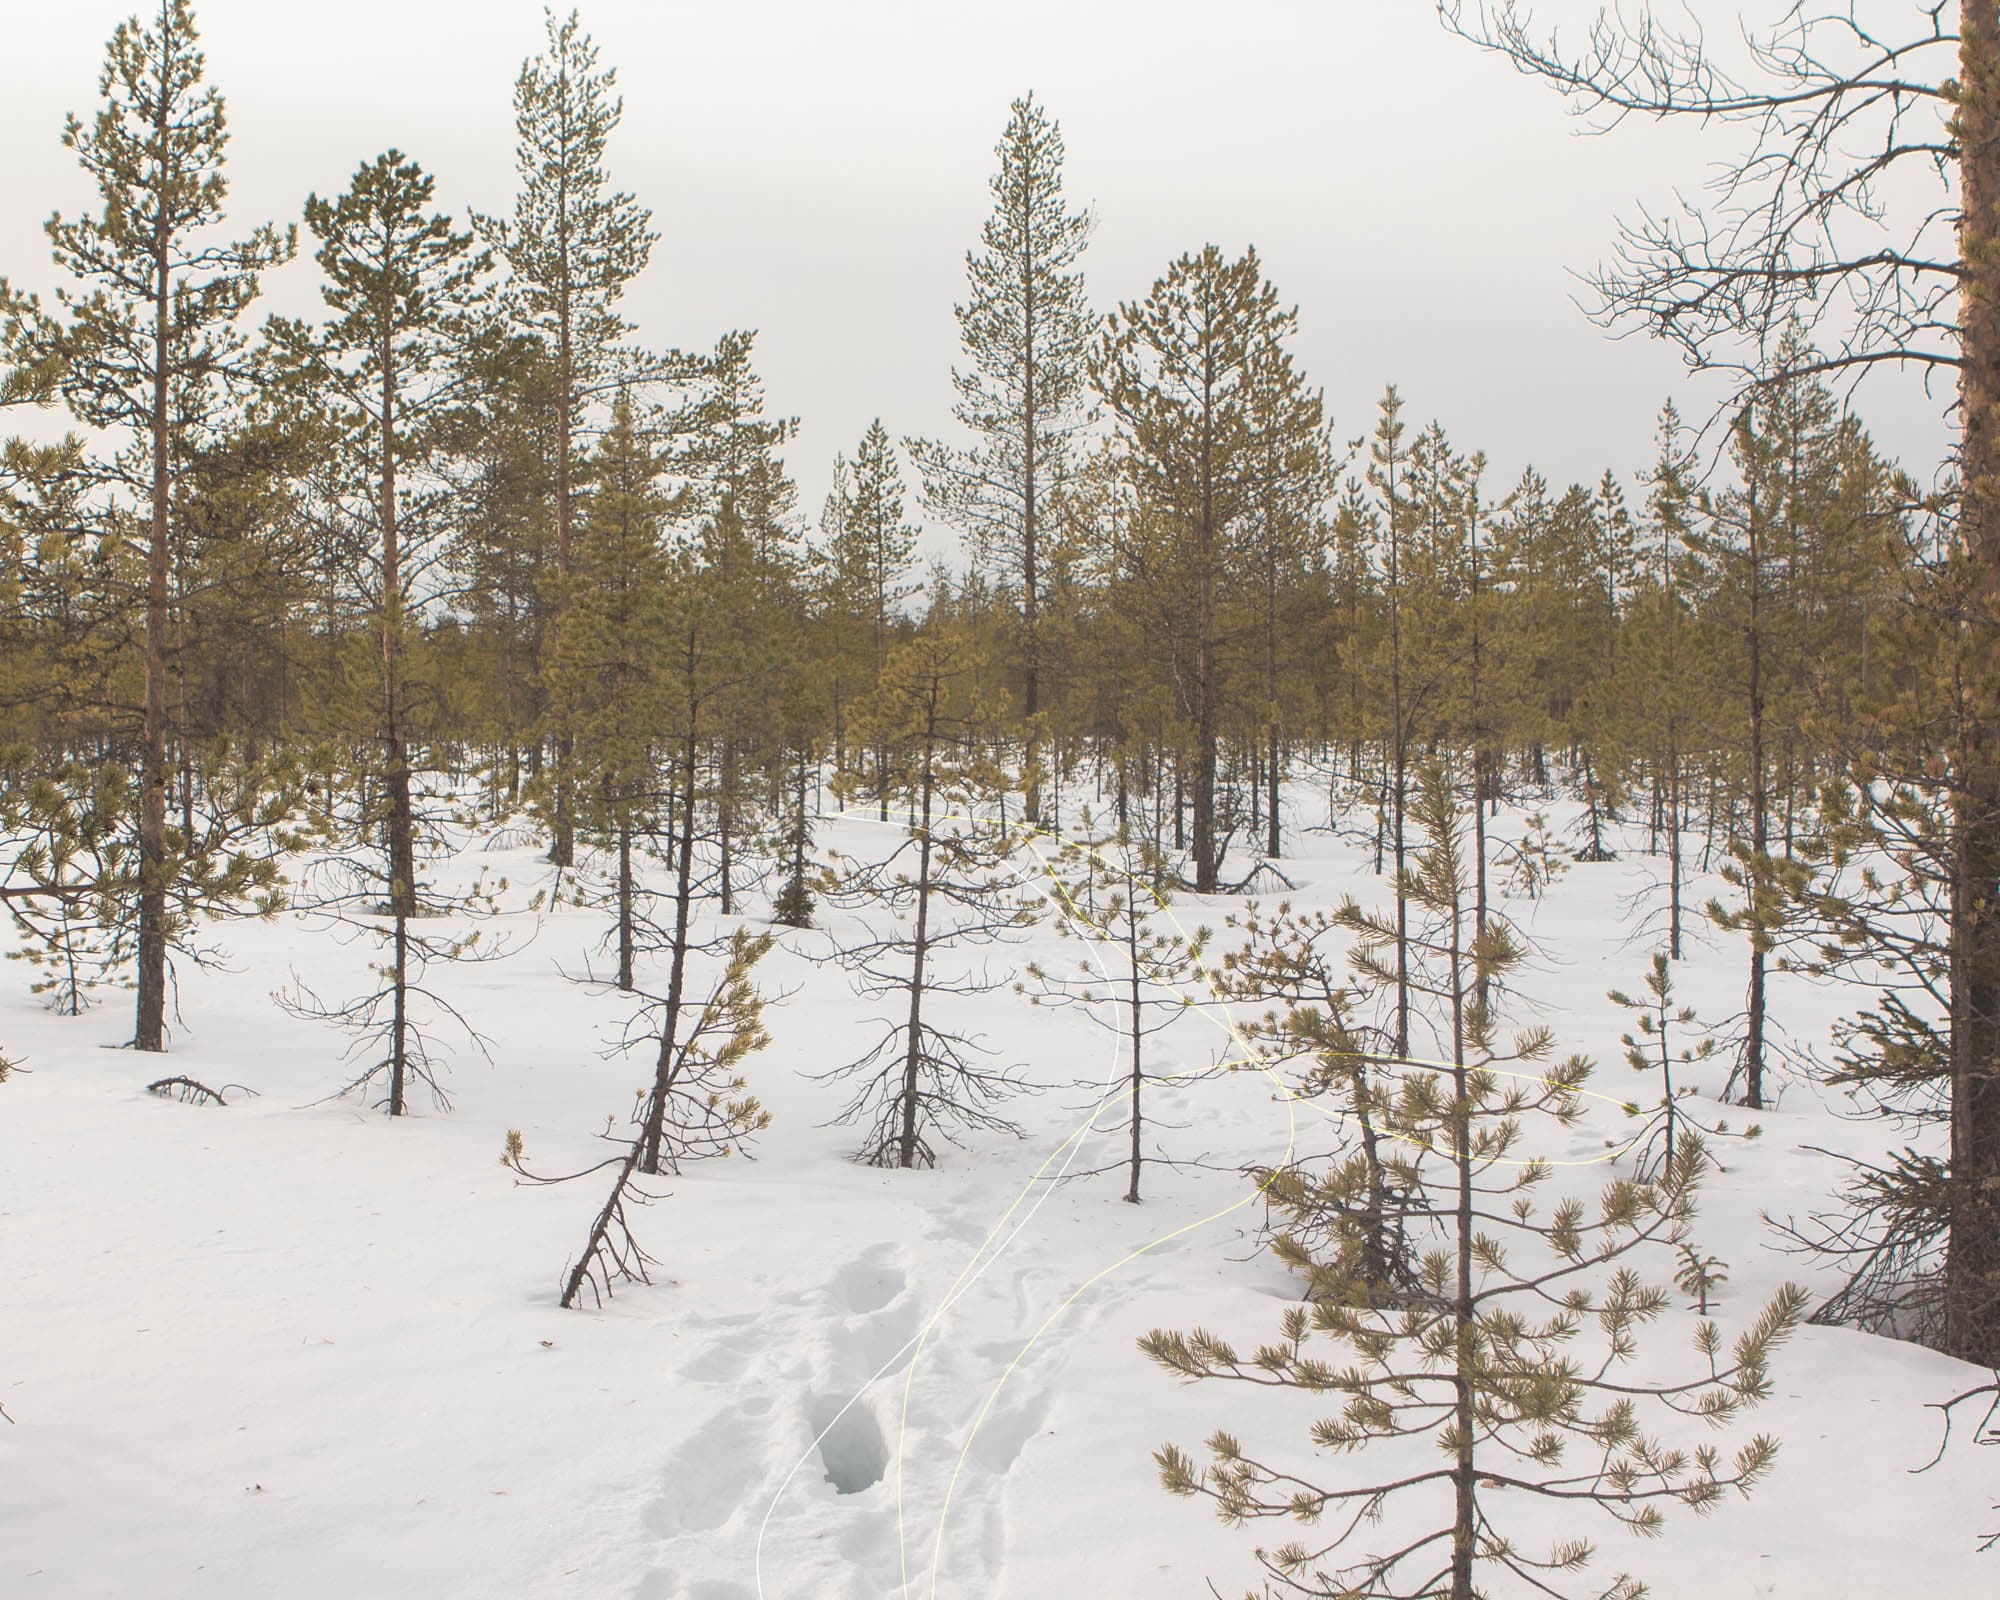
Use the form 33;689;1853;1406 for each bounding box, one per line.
3;4;1999;1596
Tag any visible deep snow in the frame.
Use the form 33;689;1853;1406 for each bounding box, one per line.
4;787;1996;1598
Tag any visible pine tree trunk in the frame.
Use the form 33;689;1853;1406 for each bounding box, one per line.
898;754;936;1169
559;1131;645;1311
1125;898;1144;1204
1448;868;1476;1600
381;347;417;928
547;212;577;871
387;906;410;1116
1173;755;1185;853
1668;741;1684;961
1392;734;1409;1059
1700;764;1717;870
1192;604;1219;891
174;590;194;849
617;818;634;992
381;338;418;1113
1373;757;1385;876
832;698;845;811
1265;532;1282;861
1472;752;1490;1011
719;738;736;916
134;125;173;1056
796;752;810;878
1021;207;1042;830
1266;736;1281;859
1945;0;2000;1365
1190;350;1222;894
1743;475;1768;1111
640;691;701;1175
1388;507;1410;1057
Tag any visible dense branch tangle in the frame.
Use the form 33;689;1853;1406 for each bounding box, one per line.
1444;2;1962;388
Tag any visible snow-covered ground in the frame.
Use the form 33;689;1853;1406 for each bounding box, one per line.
4;789;1995;1598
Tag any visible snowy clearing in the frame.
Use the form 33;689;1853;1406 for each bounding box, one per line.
4;794;1996;1599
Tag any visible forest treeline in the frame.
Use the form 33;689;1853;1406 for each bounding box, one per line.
2;4;1997;1590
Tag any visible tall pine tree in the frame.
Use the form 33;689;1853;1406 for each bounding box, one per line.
476;6;657;869
909;93;1094;822
34;0;294;1051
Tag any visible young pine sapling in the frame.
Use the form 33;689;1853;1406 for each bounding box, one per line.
1213;899;1414;1306
1144;766;1808;1600
1021;817;1210;1203
1609;950;1760;1180
818;631;1037;1169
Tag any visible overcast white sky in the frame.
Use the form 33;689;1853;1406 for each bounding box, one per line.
1;0;1954;538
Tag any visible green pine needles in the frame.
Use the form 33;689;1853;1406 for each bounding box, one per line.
1609;951;1760;1182
1022;816;1211;1202
1144;766;1808;1600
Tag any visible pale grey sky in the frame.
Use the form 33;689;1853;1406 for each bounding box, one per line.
1;0;1953;536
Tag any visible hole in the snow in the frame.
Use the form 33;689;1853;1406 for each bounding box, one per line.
811;1393;888;1495
834;1255;905;1314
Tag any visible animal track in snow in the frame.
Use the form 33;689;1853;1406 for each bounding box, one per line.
970;1391;1050;1475
644;1396;773;1536
676;1309;761;1383
829;1245;905;1314
680;1336;752;1385
808;1389;888;1495
848;1295;921;1380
